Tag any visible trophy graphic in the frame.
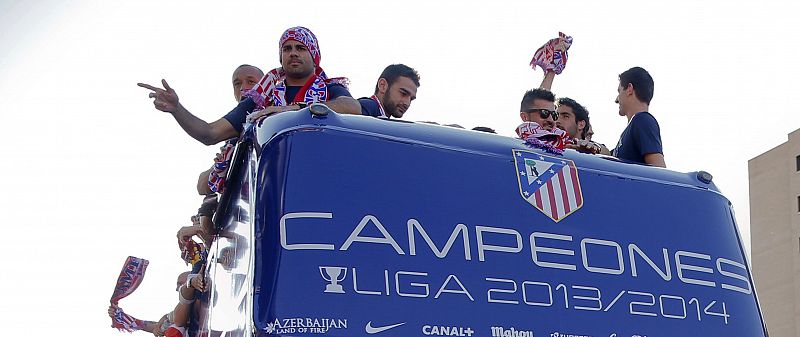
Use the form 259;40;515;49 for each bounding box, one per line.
319;266;347;293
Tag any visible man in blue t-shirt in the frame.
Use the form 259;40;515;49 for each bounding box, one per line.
358;64;420;118
195;64;264;195
611;67;666;167
138;26;360;146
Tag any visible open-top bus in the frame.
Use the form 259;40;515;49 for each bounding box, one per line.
196;104;767;337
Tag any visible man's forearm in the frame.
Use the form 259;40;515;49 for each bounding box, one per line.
170;104;217;145
539;71;556;90
142;320;159;333
326;97;361;115
171;285;196;326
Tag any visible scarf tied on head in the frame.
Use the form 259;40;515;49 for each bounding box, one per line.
243;26;348;109
213;27;348;194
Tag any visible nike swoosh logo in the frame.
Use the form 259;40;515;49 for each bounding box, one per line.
365;321;405;334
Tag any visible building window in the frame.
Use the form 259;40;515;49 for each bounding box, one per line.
796;155;800;171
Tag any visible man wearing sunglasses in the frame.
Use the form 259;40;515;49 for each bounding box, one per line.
519;89;559;131
516;88;569;150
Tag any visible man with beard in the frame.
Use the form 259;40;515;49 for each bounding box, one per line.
555;97;607;154
139;26;360;146
359;64;420;118
555;97;588;140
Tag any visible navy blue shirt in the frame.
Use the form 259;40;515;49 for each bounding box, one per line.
612;111;663;164
358;97;384;117
223;83;352;133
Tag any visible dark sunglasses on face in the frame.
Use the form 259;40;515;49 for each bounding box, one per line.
524;108;559;121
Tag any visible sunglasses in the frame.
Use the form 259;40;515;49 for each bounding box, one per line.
524;108;559;121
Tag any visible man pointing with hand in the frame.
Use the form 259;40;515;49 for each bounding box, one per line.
139;26;360;146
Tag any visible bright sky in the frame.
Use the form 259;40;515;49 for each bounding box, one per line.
2;0;799;336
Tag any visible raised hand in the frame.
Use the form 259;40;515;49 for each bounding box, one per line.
138;79;180;113
176;225;204;249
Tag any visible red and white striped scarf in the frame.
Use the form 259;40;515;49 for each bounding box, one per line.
516;122;569;154
109;256;149;332
530;32;573;75
209;26;349;194
370;94;387;117
244;67;348;108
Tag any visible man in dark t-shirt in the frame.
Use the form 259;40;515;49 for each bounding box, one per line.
611;67;666;167
139;26;361;146
358;64;420;118
225;81;352;133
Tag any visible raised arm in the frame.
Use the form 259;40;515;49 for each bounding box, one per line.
171;107;238;146
539;70;556;90
138;80;238;145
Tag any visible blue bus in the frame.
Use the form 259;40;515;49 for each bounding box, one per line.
196;104;767;337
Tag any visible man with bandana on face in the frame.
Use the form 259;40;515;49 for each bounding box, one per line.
359;64;420;118
139;26;360;146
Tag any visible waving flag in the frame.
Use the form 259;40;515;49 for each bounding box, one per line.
109;256;149;332
530;32;573;75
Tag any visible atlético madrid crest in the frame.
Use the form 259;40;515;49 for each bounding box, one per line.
513;150;583;222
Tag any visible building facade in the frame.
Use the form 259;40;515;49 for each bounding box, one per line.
749;128;800;337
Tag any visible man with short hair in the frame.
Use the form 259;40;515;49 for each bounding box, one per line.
359;64;420;118
519;88;559;131
516;88;569;150
139;26;361;146
231;64;264;102
555;97;589;139
612;66;665;167
196;65;264;195
556;97;607;154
